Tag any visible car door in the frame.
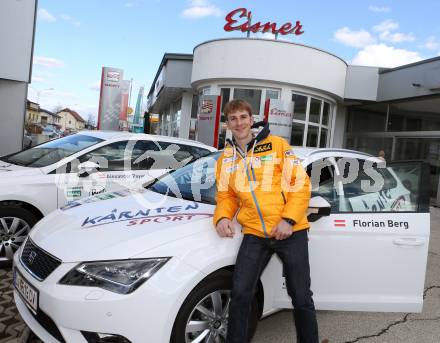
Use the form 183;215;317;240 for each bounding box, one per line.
128;140;212;186
272;158;430;313
56;139;211;207
56;140;135;207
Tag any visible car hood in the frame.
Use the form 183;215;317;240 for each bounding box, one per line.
0;161;43;176
29;190;215;262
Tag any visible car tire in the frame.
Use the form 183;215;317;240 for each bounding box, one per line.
170;270;259;343
0;204;39;263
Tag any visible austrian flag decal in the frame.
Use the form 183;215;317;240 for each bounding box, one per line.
334;219;346;228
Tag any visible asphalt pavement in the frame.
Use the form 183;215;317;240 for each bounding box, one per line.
1;208;439;343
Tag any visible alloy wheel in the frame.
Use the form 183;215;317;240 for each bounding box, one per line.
185;289;231;343
0;217;30;260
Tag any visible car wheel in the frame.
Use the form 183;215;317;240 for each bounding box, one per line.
171;270;259;343
0;205;39;262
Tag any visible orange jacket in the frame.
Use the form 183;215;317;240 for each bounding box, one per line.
213;128;311;238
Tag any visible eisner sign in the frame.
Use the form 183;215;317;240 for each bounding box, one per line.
224;8;304;36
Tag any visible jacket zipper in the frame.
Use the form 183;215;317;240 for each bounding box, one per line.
246;162;269;238
281;191;287;204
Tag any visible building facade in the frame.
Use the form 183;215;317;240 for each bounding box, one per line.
147;38;440;204
25;101;62;132
58;108;86;132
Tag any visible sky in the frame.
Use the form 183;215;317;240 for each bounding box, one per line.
29;0;440;122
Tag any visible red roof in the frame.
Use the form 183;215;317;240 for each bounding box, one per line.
59;108;86;123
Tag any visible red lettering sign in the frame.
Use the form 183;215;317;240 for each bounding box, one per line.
224;8;304;36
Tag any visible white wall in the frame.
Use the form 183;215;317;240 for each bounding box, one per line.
179;92;193;139
192;38;347;99
378;58;440;101
344;66;380;101
0;0;36;82
0;80;27;155
331;106;347;148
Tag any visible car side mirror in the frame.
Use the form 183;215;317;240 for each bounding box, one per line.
307;196;331;222
78;161;100;177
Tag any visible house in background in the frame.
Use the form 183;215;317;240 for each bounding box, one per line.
26;101;62;128
57;108;86;133
25;100;41;125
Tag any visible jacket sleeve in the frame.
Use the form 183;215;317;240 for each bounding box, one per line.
213;157;239;226
279;139;311;223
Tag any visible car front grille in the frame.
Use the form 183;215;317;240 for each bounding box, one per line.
20;238;61;281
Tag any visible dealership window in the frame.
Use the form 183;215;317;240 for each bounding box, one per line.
162;113;170;136
189;95;199;140
214;87;281;148
291;92;332;147
191;95;199;119
292;94;307;121
266;89;280;101
198;87;211;96
306;125;319;147
346;104;387;133
170;99;181;138
233;88;262;120
309;98;321;124
291;123;305;146
388;102;440;131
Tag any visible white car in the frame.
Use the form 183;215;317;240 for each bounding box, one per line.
0;131;216;261
12;148;430;343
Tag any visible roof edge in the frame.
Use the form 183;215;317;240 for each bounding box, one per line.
148;53;194;96
193;37;348;66
379;55;440;74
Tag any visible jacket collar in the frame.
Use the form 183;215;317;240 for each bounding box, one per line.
226;121;270;154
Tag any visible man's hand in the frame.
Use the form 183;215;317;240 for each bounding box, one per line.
216;218;235;238
271;219;293;240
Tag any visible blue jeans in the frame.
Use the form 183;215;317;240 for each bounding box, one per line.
226;230;319;343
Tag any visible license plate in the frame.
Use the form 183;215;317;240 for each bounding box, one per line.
13;268;39;314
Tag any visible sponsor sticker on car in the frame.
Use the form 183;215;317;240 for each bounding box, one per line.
66;186;82;198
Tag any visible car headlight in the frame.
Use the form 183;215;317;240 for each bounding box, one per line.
59;258;170;294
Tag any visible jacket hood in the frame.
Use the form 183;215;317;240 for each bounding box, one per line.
29;190;215;262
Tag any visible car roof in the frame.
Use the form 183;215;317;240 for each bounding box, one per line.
292;147;375;160
76;131;217;151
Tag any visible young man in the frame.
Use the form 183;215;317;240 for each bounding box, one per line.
214;99;319;343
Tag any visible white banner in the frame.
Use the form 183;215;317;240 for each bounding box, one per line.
267;100;293;141
98;67;124;130
196;95;220;147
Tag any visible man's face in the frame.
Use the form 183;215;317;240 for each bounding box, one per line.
226;109;254;141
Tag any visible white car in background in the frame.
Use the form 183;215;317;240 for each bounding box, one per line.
0;131;216;261
13;148;430;343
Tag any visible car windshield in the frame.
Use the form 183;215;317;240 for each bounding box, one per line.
148;152;220;205
0;134;103;168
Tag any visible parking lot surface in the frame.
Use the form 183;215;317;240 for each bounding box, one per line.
1;208;439;343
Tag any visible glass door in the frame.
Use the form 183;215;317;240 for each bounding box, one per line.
394;137;440;204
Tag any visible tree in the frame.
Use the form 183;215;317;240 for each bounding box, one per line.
52;105;63;114
86;114;96;128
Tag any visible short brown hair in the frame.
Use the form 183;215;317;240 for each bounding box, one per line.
223;99;252;119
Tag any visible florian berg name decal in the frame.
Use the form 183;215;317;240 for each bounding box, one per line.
81;202;213;228
353;219;409;230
